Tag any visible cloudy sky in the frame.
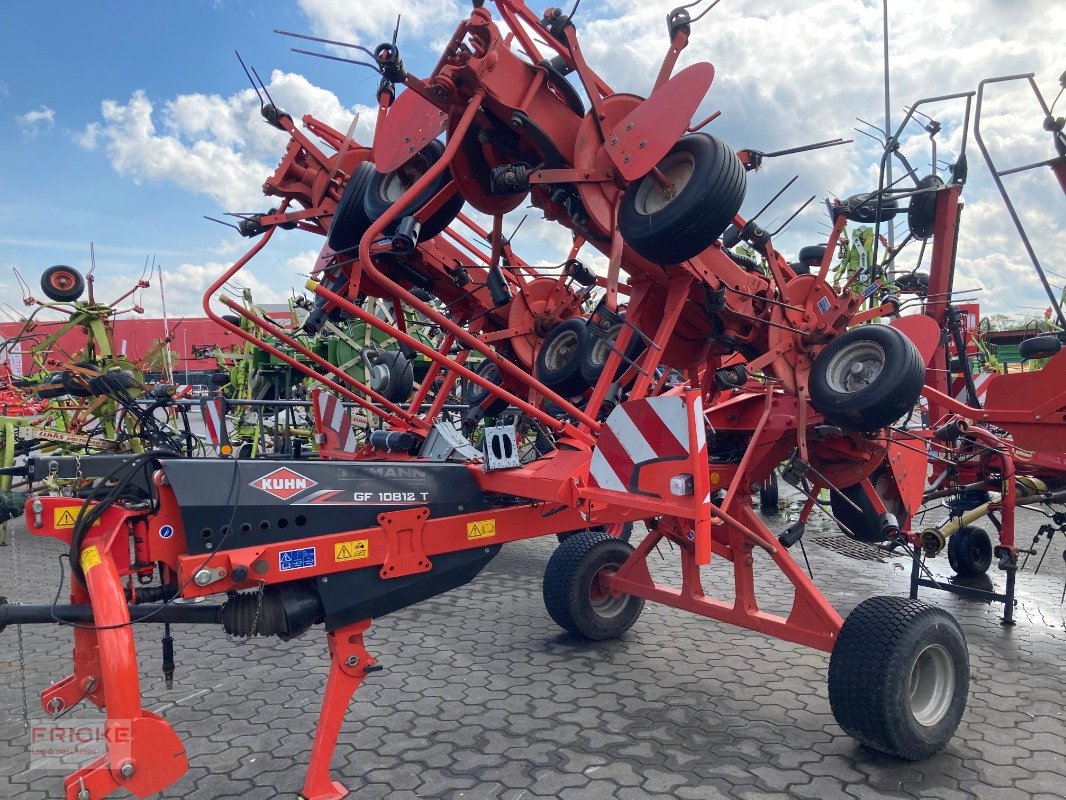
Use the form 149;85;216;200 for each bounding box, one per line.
1;0;1062;321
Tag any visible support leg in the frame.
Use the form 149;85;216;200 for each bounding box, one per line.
909;538;922;600
1001;555;1017;626
299;619;377;800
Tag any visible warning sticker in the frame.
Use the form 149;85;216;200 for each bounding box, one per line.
279;547;316;572
817;296;832;314
334;540;369;562
80;545;101;573
466;519;496;540
54;507;99;529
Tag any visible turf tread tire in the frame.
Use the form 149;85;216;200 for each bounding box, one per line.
946;525;993;577
828;595;968;761
543;530;644;640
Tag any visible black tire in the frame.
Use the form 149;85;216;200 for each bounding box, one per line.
221;314;243;327
36;375;67;399
362;140;464;241
328;162;378;253
543;530;644;640
539;59;584;117
535;318;591;396
947;525;993;578
86;370;139;396
619;133;746;265
1019;334;1062;361
557;522;634;544
41;265;86;303
908;175;945;240
829;595;969;761
810;325;925;431
579;320;645;386
368;350;414;405
789;261;811;276
759;470;780;513
798;244;827;266
828;468;901;543
896;271;930;298
462;359;509;416
841;193;900;224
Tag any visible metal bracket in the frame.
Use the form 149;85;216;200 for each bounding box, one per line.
482;425;521;470
377;507;432;579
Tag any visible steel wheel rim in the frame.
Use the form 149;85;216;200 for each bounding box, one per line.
50;271;76;290
544;329;580;372
588;328;619;368
909;643;955;727
634;152;695;216
824;340;885;394
588;564;627;618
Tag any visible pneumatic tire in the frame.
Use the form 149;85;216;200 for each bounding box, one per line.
579;319;646;386
947;525;992;578
535;318;591;396
758;470;780;513
809;325;925;431
829;595;969;761
362;140;464;241
327;162;377;253
41;265;86;303
618;133;746;266
543;530;644;640
1018;334;1062;361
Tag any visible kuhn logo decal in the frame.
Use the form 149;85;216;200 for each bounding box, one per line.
251;468;318;500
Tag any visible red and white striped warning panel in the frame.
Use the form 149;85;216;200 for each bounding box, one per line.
312;389;359;457
199;397;229;449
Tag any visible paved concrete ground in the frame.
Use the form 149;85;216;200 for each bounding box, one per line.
1;492;1064;799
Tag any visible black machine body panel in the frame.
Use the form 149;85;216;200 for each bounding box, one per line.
160;459;494;555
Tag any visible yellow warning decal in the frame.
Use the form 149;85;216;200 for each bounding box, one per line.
710;472;721;486
80;545;102;573
54;507;99;529
334;540;369;562
467;519;496;540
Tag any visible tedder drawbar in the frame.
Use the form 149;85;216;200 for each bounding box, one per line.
2;2;974;798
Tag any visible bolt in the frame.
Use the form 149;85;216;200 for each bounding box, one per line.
626;122;634;130
193;569;212;587
687;531;695;541
404;136;411;142
609;136;618;145
346;656;360;667
638;139;647;148
119;761;135;779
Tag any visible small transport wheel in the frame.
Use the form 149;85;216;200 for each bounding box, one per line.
41;265;86;303
557;522;634;544
327;162;378;253
829;468;901;543
947;525;993;578
462;359;509;417
829;595;969;761
543;530;644;640
1018;334;1062;361
759;470;780;513
367;350;414;405
535;318;591;396
362;140;464;241
579;319;646;386
809;325;925;431
618;133;746;266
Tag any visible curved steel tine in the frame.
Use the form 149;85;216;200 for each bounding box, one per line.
690;0;724;23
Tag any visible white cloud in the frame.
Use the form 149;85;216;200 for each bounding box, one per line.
77;73;374;211
16;104;55;135
297;0;460;47
0;82;10;99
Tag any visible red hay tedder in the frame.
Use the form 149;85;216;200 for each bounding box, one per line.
20;2;1066;798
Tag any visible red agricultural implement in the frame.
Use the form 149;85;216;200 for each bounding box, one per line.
2;3;980;798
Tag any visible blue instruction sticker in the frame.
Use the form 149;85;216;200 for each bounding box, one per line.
279;547;316;572
159;524;174;540
817;296;831;314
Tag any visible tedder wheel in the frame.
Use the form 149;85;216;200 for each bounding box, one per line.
462;359;509;416
947;525;993;578
36;374;68;399
41;265;86;303
367;350;414;405
327;162;378;253
618;133;746;266
828;468;902;544
579;320;646;386
361;140;465;242
1018;334;1062;361
828;595;969;761
535;317;591;396
543;530;644;640
809;325;925;431
758;470;780;513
